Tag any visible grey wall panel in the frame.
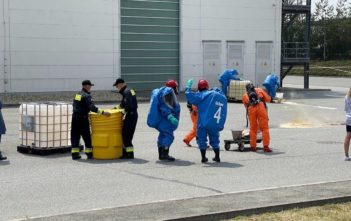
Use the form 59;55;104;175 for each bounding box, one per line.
121;0;179;90
5;0;120;92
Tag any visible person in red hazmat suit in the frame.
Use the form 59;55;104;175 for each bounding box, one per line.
242;83;272;152
147;80;180;161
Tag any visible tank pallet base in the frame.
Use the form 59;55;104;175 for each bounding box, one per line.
17;145;82;156
227;97;243;103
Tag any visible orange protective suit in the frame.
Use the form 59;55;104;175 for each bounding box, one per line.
183;105;198;145
242;88;271;149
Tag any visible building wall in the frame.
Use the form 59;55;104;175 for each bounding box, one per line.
0;0;281;93
1;0;119;92
180;0;282;89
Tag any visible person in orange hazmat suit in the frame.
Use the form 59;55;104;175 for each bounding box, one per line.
183;102;198;147
242;83;272;152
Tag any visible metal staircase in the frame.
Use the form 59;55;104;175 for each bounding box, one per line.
281;0;311;88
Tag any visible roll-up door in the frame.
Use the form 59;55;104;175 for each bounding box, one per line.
121;0;180;90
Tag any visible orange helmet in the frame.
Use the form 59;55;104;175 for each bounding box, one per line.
166;80;179;94
198;79;209;91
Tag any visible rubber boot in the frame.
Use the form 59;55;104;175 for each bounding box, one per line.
122;148;127;159
85;153;93;160
0;151;7;161
263;146;272;152
250;147;257;152
183;139;192;147
72;152;81;160
200;150;208;163
212;149;220;162
126;152;134;159
122;148;134;159
158;147;163;160
160;148;175;161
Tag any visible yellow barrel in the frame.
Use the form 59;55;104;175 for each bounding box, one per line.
90;109;123;160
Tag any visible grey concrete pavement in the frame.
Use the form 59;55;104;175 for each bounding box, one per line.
14;180;351;221
1;76;350;220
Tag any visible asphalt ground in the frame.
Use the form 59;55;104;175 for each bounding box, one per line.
0;76;350;220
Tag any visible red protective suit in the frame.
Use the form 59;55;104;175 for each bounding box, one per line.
183;105;198;146
242;88;271;151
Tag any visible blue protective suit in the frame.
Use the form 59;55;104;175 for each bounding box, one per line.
262;74;279;99
218;69;240;96
185;87;227;150
147;87;180;148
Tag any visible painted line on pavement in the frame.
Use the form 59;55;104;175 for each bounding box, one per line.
283;101;337;110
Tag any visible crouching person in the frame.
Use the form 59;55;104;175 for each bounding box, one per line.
185;79;227;163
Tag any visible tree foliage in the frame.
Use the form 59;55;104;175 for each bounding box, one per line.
310;0;351;60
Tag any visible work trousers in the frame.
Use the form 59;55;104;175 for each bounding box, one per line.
71;115;92;150
122;111;138;148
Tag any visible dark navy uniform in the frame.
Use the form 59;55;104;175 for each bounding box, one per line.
118;85;138;159
0;100;7;161
71;88;104;159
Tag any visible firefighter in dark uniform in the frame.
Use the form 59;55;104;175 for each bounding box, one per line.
113;78;138;159
71;80;110;160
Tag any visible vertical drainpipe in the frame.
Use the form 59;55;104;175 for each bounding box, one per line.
2;0;7;93
179;0;182;91
117;0;121;80
3;0;11;93
112;0;116;86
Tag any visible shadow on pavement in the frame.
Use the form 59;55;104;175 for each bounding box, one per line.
16;152;71;159
0;160;10;165
231;148;285;156
77;158;149;165
203;161;242;168
156;159;195;167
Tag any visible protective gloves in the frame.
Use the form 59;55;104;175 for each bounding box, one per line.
186;79;194;89
167;114;179;126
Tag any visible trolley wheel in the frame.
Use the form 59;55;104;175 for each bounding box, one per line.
238;142;245;152
224;142;231;151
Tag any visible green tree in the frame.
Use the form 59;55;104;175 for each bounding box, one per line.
312;0;334;60
336;0;348;18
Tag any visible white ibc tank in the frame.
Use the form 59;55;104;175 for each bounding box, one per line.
228;80;251;101
19;102;73;148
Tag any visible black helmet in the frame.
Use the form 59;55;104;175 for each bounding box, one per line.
246;83;255;92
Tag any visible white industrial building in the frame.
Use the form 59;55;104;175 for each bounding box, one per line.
0;0;281;93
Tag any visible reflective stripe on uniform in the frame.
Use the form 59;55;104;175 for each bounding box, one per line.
84;148;92;153
75;94;82;101
130;90;136;96
71;148;80;153
125;147;134;153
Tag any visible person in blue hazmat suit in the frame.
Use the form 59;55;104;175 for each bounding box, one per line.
262;74;279;101
185;79;227;163
218;69;240;96
147;80;180;161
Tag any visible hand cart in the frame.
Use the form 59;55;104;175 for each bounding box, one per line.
224;129;262;152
